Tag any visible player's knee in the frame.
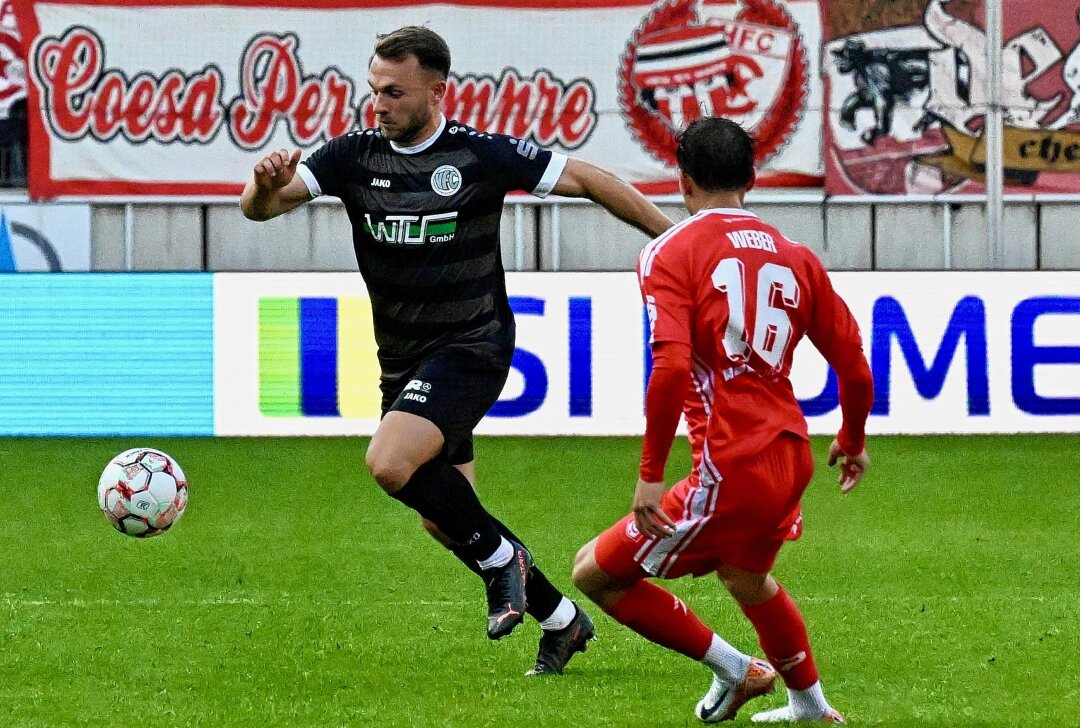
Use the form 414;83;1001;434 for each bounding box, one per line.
365;450;415;493
718;568;775;606
721;578;754;605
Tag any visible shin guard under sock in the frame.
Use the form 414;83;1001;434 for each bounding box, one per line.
608;580;713;660
740;585;820;690
391;458;501;562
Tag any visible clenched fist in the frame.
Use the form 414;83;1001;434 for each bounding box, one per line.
252;148;302;191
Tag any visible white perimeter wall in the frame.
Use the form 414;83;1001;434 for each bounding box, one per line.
76;195;1080;273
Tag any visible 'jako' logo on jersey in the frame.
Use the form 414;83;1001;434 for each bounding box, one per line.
430;165;462;196
363;212;458;245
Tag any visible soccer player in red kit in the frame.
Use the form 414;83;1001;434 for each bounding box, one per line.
572;117;874;724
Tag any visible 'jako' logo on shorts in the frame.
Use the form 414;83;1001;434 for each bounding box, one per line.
431;165;462;196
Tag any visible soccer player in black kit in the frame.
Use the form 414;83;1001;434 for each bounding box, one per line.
241;26;673;676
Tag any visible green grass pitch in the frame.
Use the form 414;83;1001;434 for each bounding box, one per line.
0;435;1076;727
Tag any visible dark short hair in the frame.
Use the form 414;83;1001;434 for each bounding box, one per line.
373;26;451;79
675;117;755;192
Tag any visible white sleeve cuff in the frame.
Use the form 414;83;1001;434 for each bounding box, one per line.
532;152;568;198
297;163;323;198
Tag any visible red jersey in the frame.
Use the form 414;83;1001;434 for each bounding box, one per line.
637;207;873;484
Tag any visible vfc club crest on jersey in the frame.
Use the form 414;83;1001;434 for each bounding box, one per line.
619;0;808;167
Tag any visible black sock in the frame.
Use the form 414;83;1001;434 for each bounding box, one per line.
391;458;502;563
448;516;566;624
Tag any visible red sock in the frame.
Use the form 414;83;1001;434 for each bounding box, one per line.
608;580;713;660
740;584;819;690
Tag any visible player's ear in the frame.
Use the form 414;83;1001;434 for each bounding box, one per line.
678;170;693;198
746;167;757;194
430;78;447;106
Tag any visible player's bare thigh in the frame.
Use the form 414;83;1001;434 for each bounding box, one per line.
365;410;444;493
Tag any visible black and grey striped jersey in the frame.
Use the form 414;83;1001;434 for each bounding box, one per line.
299;115;565;378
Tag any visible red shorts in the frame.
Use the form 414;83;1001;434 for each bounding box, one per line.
595;433;814;579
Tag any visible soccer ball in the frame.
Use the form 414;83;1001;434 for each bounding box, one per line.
97;448;188;538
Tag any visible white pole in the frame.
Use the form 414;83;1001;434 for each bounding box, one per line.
551;202;561;272
123;203;134;271
985;0;1004;268
943;202;952;269
513;203;525;271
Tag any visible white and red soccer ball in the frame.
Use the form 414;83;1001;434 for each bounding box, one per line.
97;448;188;538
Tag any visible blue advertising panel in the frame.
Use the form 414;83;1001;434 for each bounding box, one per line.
0;274;214;435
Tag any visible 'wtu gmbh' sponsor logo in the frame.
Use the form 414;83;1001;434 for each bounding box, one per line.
363;211;458;245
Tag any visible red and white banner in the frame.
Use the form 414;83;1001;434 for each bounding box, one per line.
12;0;823;198
822;0;1080;195
0;1;26;120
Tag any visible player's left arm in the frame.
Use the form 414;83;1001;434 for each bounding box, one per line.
484;136;671;236
804;257;874;492
551;158;673;237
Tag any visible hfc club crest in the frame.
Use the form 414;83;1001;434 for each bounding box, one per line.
619;0;808;167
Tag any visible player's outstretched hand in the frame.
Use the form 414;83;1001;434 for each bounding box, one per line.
827;439;870;494
633;478;676;539
253;148;302;191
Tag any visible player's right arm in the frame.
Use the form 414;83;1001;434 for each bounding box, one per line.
634;233;693;537
240;148;311;221
551;158;673;238
804;258;874;492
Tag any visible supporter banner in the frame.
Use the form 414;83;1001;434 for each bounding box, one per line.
215;272;1080;436
0;202;90;270
12;0;823;198
822;0;1080;195
0;274;214;435
0;1;25;120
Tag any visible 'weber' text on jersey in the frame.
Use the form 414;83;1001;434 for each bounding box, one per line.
299;116;566;377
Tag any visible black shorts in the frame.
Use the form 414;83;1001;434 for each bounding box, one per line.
380;345;512;465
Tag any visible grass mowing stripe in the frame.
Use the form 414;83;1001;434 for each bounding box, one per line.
0;434;1075;727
